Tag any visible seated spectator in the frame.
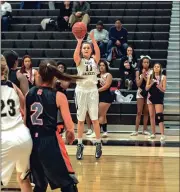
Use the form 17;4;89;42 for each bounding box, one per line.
1;1;12;31
121;46;138;71
18;55;39;88
106;19;128;64
69;1;90;27
57;1;72;31
119;58;135;90
20;1;40;9
48;1;55;10
87;21;109;57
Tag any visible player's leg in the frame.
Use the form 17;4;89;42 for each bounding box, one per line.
16;137;33;192
85;112;93;135
99;102;111;138
131;98;144;136
88;89;102;159
1;130;19;187
155;104;166;141
143;102;149;134
147;104;156;139
75;89;87;160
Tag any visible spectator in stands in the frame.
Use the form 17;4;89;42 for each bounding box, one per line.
48;1;55;10
119;59;134;90
69;1;90;27
118;46;138;89
130;56;151;136
57;1;72;31
125;46;138;70
3;50;29;95
20;1;40;9
87;21;109;57
18;55;39;88
1;1;12;31
106;19;128;64
55;61;70;95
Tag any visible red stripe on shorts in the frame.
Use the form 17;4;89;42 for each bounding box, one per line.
56;131;74;173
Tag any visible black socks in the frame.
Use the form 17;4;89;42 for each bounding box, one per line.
101;123;107;132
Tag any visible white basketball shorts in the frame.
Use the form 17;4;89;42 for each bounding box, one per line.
1;123;32;186
75;87;99;121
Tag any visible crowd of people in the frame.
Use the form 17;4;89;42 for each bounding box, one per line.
1;1;167;191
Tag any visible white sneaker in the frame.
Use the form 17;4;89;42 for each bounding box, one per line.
160;135;166;142
31;183;35;187
142;130;150;135
86;129;93;135
87;132;96;138
130;131;138;136
148;134;156;139
102;132;108;138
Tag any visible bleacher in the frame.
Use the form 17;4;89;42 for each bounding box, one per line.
1;1;173;126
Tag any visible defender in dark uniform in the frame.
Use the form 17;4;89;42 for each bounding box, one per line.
146;63;166;142
3;50;29;95
25;60;81;192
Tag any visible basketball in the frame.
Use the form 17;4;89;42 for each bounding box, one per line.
72;22;87;39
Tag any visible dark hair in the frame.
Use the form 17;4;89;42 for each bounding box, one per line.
39;60;83;83
96;20;104;27
20;55;32;77
138;56;151;74
99;60;109;72
56;61;67;72
3;50;18;69
151;62;163;81
115;19;121;23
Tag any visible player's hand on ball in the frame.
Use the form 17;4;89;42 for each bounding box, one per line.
77;37;84;42
66;130;75;144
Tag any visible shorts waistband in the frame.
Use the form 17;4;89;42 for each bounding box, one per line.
76;85;98;91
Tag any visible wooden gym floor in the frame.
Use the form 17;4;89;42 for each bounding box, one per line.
2;134;180;192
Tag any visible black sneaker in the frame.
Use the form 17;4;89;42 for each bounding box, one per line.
76;144;84;160
95;142;102;159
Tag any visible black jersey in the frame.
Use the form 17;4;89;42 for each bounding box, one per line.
147;75;165;105
26;86;58;136
97;73;113;103
8;69;20;88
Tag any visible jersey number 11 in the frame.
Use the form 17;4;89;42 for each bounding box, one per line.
86;65;93;72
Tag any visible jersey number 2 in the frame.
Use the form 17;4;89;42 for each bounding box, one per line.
1;99;16;117
31;102;43;125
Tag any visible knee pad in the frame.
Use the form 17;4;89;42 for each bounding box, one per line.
155;113;164;124
61;184;78;192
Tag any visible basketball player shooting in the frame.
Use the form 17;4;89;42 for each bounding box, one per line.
73;22;102;160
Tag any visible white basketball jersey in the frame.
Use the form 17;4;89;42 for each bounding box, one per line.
1;81;23;131
76;58;98;88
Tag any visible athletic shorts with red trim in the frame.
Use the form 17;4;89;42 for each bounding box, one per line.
30;129;78;190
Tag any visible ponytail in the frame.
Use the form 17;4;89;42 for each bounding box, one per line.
39;60;83;83
1;55;9;80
